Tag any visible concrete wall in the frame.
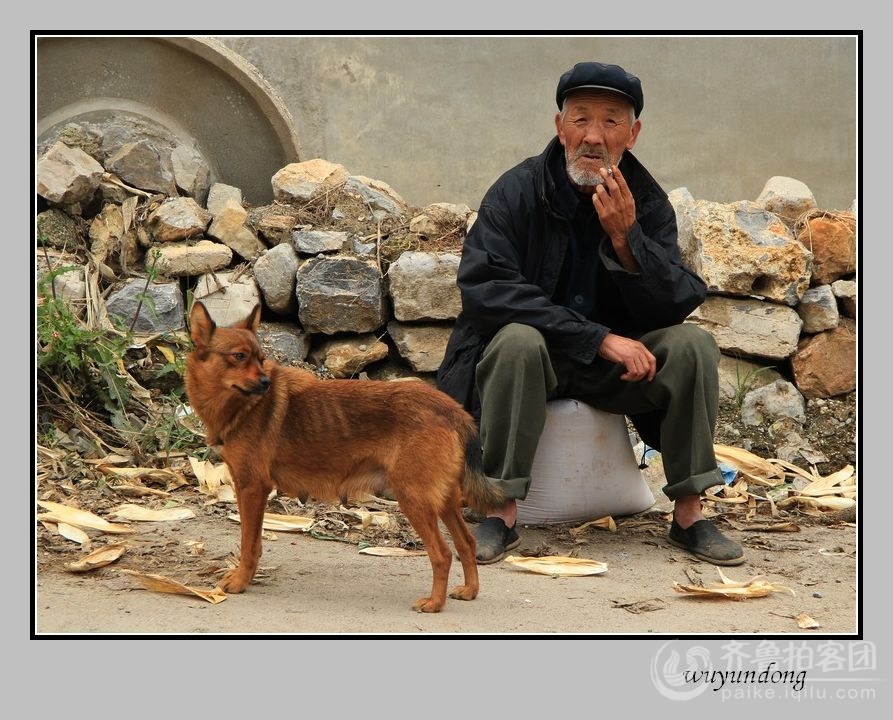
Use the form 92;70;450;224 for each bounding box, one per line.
218;35;858;211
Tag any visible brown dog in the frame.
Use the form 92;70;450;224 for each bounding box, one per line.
184;301;504;612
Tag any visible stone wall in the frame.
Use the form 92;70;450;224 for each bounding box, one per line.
36;145;858;411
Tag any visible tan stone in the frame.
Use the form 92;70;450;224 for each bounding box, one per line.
272;158;350;203
692;200;811;305
254;212;297;246
311;335;389;378
410;203;474;239
755;175;818;228
148;197;212;242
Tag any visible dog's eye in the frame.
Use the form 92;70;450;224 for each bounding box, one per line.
232;352;247;362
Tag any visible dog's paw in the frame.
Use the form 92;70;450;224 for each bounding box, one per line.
448;584;478;601
412;596;445;613
217;569;252;594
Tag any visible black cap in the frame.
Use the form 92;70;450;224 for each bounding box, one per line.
556;61;644;118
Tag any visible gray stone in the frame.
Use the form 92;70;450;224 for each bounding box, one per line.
292;230;348;255
740;379;806;426
796;285;839;333
171;143;211;205
388;251;462;321
105;140;178;196
687;297;803;360
296;256;386;334
106;280;185;334
344;175;408;218
193;271;262;327
831;279;857;318
253;244;301;316
256;322;311;365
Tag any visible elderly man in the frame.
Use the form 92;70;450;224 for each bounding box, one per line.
437;61;744;567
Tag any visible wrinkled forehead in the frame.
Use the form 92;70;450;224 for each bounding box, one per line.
563;89;634;114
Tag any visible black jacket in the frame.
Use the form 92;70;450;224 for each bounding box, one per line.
436;136;706;424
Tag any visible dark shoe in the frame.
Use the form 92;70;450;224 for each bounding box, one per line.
667;519;745;566
472;517;521;564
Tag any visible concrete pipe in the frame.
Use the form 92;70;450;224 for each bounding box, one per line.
36;36;302;205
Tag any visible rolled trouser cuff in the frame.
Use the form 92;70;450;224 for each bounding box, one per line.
662;466;725;501
486;474;532;500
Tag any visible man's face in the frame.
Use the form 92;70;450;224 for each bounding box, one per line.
556;91;641;190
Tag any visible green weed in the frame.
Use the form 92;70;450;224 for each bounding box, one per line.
730;360;776;409
36;268;133;419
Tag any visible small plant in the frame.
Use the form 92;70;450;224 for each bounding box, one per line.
730;360;776;409
36;268;134;420
113;248;162;335
135;388;206;458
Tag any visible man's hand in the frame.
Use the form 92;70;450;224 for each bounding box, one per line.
593;164;638;272
597;332;656;382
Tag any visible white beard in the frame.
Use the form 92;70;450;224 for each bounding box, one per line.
565;146;620;188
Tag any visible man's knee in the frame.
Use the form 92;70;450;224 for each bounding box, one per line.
483;323;548;362
656;323;720;365
478;323;556;392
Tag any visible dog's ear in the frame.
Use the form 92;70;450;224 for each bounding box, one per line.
241;303;262;334
188;302;216;347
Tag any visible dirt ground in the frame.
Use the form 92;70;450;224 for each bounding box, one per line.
34;455;858;637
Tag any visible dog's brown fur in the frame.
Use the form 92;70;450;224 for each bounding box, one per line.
184;302;504;612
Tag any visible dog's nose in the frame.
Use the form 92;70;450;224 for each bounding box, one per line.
258;375;271;390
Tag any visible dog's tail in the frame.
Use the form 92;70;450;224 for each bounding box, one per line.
459;421;506;512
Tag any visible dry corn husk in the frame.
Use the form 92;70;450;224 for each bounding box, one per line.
36;500;135;535
775;464;856;511
341;506;398;530
107;504;196;522
737;521;800;532
776;495;857;511
673;567;795;600
108;484;172;499
66;543;127;573
504;555;608;576
713;444;786;486
705;493;749;504
569;516;616;536
97;466;183;484
189;456;234;499
772;459;856;487
352;493;399;508
358;546;428;557
228;512;315;532
57;522;91;545
120;569;227;604
796;464;856;495
716;448;858;513
796;613;821;629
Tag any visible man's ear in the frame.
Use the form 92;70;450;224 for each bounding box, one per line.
625;118;642;151
555;112;567;147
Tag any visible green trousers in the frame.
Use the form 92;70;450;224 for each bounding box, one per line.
474;322;725;501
